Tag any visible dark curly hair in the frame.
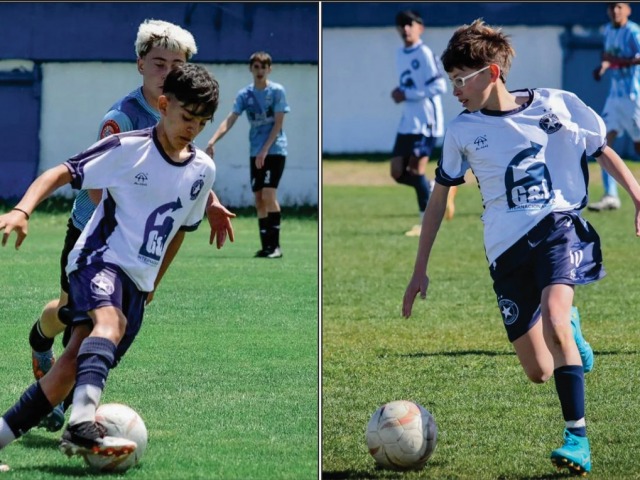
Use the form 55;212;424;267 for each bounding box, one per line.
163;63;219;119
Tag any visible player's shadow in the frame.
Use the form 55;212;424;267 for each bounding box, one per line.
18;432;59;449
21;465;93;477
323;460;447;479
498;473;569;480
393;349;515;358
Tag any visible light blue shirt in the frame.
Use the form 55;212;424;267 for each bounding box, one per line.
232;81;290;157
603;20;640;99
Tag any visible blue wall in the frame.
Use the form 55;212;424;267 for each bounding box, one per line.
0;2;318;63
323;2;607;28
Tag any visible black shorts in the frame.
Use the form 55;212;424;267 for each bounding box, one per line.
59;218;82;293
392;134;436;159
250;154;286;192
489;211;606;342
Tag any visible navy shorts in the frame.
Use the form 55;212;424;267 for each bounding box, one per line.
66;262;147;367
250;154;286;192
392;134;436;159
489;211;606;342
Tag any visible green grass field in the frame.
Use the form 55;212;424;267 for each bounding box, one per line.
322;159;640;480
0;207;318;479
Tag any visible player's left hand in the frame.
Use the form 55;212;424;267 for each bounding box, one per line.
0;210;29;250
402;273;429;318
206;202;236;248
391;87;406;103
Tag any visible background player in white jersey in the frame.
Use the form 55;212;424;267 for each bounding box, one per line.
402;19;640;476
28;19;234;432
0;63;227;468
206;51;290;259
590;2;640;211
389;10;451;237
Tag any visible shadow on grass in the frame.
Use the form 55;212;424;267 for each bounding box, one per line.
391;348;638;359
497;473;568;480
19;432;59;449
21;465;97;477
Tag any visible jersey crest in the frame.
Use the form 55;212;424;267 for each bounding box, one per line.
100;120;121;139
539;113;563;134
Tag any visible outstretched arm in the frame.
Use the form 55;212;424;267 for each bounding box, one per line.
205;190;236;248
594;145;640;236
0;164;72;249
402;183;449;318
205;112;240;158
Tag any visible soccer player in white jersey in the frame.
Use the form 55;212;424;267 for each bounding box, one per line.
590;2;640;211
206;51;290;259
402;20;640;476
27;19;235;433
0;64;228;467
388;10;453;237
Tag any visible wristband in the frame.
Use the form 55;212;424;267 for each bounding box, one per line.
12;208;30;220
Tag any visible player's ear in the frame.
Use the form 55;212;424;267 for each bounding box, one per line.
157;95;168;114
137;57;144;74
489;64;501;83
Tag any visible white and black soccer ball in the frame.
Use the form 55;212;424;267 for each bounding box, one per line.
366;400;437;471
83;403;148;473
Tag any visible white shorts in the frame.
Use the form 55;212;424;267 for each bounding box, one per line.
601;95;640;142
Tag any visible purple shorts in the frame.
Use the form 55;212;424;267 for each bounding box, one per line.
67;262;147;367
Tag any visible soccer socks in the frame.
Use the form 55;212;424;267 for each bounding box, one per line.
258;217;269;251
267;211;281;249
554;365;586;437
2;382;53;443
29;319;54;352
68;336;116;426
396;172;431;212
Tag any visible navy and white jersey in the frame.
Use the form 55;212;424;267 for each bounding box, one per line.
64;127;215;292
603;20;640;99
71;87;160;231
396;41;447;137
436;88;607;264
232;81;290;157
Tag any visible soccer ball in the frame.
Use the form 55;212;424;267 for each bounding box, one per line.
366;400;437;471
83;403;148;472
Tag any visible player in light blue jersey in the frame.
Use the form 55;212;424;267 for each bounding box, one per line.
389;10;452;237
590;2;640;211
27;19;234;434
207;51;290;259
402;20;640;476
0;63;229;468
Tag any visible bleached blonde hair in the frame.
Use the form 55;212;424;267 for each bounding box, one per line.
135;19;198;60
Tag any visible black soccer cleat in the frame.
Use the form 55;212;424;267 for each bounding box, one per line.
59;421;136;457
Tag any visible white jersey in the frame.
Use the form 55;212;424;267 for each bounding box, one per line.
64;127;215;292
437;88;607;264
396;41;447;137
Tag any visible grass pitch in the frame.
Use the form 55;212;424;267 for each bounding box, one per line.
322;159;640;479
0;207;318;479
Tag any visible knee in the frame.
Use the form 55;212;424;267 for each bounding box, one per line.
525;367;553;384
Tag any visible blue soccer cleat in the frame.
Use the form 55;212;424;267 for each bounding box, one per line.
38;404;66;432
551;429;591;476
571;307;594;373
32;348;55;380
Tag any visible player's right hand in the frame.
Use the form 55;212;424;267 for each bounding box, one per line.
402;273;429;318
0;210;29;250
205;142;215;159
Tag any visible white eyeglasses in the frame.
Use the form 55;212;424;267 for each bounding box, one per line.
450;65;491;88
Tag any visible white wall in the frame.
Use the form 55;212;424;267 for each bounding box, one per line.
39;62;318;207
322;26;564;154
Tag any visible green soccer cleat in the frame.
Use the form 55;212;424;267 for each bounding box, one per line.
571;307;594;373
38;404;66;432
551;429;591;476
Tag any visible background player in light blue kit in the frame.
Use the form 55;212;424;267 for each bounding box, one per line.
590;2;640;211
28;19;235;433
402;19;640;476
389;10;450;237
0;63;227;469
207;51;290;259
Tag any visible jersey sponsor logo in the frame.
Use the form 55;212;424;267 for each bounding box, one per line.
505;142;555;210
134;172;148;186
90;272;115;296
474;135;488;151
539;113;562;134
190;178;204;200
400;69;416;89
100;119;121;139
138;198;183;265
498;298;519;325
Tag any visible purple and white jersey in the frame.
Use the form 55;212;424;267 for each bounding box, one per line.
437;88;606;264
64;127;215;292
396;41;447;137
